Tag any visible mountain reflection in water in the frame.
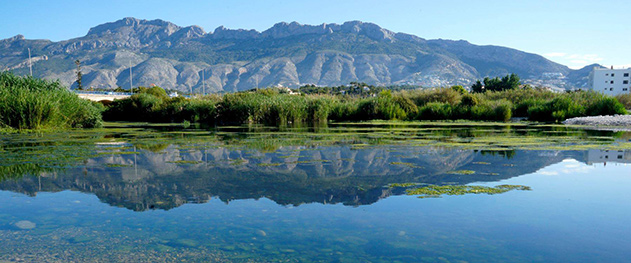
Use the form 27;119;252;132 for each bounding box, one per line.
1;142;618;211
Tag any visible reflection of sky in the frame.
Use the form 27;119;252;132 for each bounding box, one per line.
537;159;596;176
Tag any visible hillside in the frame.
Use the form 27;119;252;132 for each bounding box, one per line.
0;17;597;92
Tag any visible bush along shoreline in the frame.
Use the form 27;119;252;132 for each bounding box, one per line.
2;72;628;131
0;72;104;131
103;83;628;126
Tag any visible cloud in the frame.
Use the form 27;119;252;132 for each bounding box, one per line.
570;60;588;65
543;53;606;69
567;54;603;62
544;52;567;57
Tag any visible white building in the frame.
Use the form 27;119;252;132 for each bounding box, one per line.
588;67;631;96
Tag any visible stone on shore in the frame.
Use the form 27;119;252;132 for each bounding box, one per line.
563;115;631;127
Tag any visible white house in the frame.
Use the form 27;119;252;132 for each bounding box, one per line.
588;67;631;96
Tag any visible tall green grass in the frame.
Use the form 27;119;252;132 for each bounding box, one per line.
0;72;103;130
103;86;629;125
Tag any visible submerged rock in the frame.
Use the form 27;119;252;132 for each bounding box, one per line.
15;220;36;230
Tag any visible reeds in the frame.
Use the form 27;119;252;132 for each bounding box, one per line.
103;86;629;125
0;72;103;130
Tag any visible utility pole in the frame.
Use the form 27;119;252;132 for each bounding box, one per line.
202;69;206;95
28;48;33;77
255;76;259;91
129;61;133;91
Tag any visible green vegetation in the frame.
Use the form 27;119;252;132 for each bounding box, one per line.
1;71;628;133
448;170;476;175
397;184;531;198
104;77;627;126
471;74;520;92
616;93;631;109
0;72;103;130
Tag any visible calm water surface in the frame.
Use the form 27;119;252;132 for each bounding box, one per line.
1;123;630;262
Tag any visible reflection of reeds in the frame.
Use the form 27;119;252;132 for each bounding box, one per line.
0;163;56;181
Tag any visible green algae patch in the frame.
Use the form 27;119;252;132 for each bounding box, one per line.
104;163;134;168
390;162;422;168
230;159;246;165
448;170;476;175
96;151;140;156
166;160;203;165
405;184;531;198
257;163;283;167
388;183;421;188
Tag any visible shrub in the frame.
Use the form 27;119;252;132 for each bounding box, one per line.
470;100;513;122
400;88;462;107
513;98;545;117
418;102;453;120
104;93;165;122
586;97;627;116
451;85;467;94
527;97;585;122
460;94;480;107
615;93;631;109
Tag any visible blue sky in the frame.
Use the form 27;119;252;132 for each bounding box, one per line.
1;0;629;69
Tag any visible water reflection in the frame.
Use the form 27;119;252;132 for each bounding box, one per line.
2;124;631;262
0;142;616;211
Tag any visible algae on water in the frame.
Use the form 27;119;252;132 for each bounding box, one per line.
393;184;531;198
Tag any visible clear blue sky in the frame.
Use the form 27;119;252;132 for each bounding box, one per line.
1;0;629;69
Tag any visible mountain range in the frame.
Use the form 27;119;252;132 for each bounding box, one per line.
0;17;601;93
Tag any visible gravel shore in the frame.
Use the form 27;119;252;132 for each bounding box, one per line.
563;115;631;128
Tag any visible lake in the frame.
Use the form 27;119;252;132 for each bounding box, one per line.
1;122;630;262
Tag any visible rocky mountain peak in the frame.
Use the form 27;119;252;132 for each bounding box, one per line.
5;34;26;41
172;25;206;39
212;26;260;39
261;21;331;38
86;17;180;37
338;21;395;41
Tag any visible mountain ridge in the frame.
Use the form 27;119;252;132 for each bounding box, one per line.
0;17;599;92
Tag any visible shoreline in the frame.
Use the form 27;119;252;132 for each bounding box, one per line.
563;115;631;131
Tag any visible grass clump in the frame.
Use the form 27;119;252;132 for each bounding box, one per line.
0;72;104;130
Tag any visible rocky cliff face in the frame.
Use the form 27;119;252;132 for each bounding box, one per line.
0;17;592;92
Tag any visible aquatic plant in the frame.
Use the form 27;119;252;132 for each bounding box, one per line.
404;184;531;198
448;170;476;175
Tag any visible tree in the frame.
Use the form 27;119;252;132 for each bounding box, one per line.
75;60;83;90
471;80;483;93
472;74;520;93
451;85;466;94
